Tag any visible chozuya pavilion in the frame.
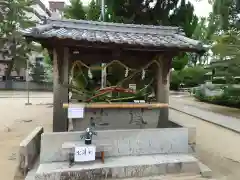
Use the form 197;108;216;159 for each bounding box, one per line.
20;18;211;180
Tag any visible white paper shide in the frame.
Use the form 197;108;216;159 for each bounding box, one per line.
68;106;84;118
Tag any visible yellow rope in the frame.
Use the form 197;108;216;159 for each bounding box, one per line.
70;58;161;87
71;59;160;73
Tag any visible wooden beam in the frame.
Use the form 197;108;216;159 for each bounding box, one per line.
53;47;69;132
63;102;169;109
156;55;172;128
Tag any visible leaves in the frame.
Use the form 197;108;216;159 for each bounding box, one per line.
86;0;101;21
170;66;207;89
210;29;240;81
212;29;240;59
210;0;240;31
172;53;189;71
0;0;36;77
104;0;199;70
170;0;198;37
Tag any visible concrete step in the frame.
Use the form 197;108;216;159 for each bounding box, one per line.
114;173;215;180
35;154;202;180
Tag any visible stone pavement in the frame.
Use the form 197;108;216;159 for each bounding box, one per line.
170;98;240;134
0;91;52;98
170;93;240;119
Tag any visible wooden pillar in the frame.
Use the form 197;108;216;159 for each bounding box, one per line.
53;47;69;132
156;55;172;128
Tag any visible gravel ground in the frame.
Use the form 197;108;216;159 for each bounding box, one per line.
0;93;53;180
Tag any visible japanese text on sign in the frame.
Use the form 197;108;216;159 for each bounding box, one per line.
74;145;96;162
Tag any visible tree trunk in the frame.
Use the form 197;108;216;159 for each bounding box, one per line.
4;40;16;89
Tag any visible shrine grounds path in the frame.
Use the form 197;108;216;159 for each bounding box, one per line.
0;91;240;180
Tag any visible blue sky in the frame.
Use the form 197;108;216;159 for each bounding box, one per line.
45;0;212;17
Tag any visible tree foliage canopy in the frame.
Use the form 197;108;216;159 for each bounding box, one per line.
0;0;36;78
86;0;100;21
207;0;240;80
210;0;240;30
64;0;86;20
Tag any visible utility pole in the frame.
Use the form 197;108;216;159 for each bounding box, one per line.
101;0;106;89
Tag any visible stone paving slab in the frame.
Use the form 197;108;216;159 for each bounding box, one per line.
170;104;240;134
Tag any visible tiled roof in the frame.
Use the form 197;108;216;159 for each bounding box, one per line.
22;18;207;52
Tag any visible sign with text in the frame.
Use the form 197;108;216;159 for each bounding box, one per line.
134;100;146;103
129;84;136;92
74;145;96;162
68;107;84;118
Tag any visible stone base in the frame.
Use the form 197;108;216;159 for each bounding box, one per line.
34;154;201;180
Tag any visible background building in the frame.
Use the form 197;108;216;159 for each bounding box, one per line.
0;0;52;88
49;1;65;17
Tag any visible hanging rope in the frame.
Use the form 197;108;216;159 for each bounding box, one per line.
71;59;160;80
69;58;160;94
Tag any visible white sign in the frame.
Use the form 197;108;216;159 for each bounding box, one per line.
129;84;136;92
68;107;84;118
134;100;146;103
74;145;96;162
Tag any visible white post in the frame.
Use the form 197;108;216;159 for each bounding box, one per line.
101;63;106;88
101;0;105;21
25;57;32;105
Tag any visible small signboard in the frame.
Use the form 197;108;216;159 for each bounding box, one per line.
74;145;96;162
129;84;136;92
134;100;146;103
68;107;84;118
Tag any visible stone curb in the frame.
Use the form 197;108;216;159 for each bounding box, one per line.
14;126;44;179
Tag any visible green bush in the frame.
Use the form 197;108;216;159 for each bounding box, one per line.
194;86;240;108
170;66;207;90
170;70;181;90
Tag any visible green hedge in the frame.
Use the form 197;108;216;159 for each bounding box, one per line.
170;66;207;90
194;86;240;108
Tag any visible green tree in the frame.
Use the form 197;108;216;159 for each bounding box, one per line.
207;0;240;81
43;49;53;82
212;30;240;59
211;29;240;81
193;18;209;42
87;0;101;21
170;0;198;37
105;0;199;71
64;0;86;20
170;66;207;90
172;53;189;71
190;17;211;66
0;0;36;84
209;0;240;30
170;0;199;68
30;60;46;83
